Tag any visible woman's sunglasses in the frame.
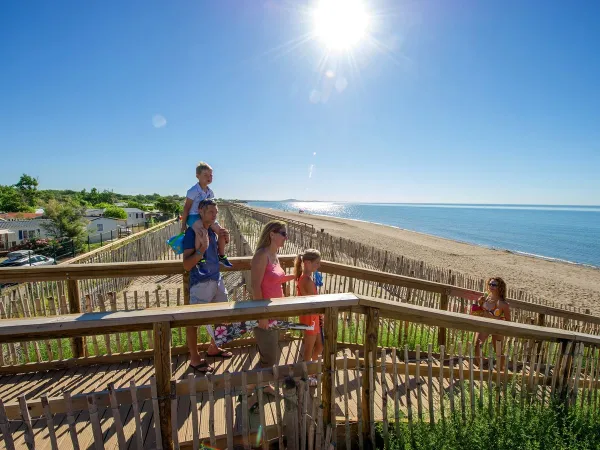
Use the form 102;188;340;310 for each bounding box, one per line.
489;281;499;287
276;230;288;237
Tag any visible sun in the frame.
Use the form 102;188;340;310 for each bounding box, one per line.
313;0;370;51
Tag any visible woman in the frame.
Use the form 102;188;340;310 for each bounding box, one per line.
474;277;511;368
251;220;295;366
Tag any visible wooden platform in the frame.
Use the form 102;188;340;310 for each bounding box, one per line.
0;340;449;449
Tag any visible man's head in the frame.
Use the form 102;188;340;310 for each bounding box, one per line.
198;199;218;226
196;162;213;187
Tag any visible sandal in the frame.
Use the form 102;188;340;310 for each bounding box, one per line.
206;349;233;358
189;361;214;374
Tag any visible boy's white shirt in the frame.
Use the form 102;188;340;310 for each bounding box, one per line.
186;183;215;213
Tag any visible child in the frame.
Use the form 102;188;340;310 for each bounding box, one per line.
181;161;231;267
295;248;323;387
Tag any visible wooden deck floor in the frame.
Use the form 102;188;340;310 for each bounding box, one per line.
0;340;446;449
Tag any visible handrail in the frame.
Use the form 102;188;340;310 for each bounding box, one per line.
0;255;597;326
0;293;359;344
359;295;600;346
1;290;600;347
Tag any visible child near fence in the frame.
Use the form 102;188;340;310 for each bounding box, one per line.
180;161;231;267
295;248;323;386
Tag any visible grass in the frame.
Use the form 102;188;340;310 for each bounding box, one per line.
376;384;600;450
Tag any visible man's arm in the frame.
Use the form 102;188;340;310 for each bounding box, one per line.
183;247;204;271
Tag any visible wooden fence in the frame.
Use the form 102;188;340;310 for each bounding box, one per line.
225;203;593;315
0;284;599;449
223;203;600;336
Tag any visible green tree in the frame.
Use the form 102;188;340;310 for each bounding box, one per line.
98;190;116;204
14;174;39;207
156;197;181;217
103;205;127;219
0;185;33;212
41;200;86;242
126;200;150;211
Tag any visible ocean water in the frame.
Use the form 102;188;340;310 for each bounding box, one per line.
247;201;600;268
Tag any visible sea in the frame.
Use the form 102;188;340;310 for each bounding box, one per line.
247;201;600;269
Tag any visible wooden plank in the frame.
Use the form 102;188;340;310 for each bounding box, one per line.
129;380;144;450
361;307;378;449
86;394;104;450
0;398;16;450
150;377;164;450
66;279;84;358
322;307;338;429
153;322;172;449
0;294;360;344
41;394;59;450
359;296;600;346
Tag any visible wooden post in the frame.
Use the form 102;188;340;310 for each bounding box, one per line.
183;271;190;306
66;279;84;358
557;339;576;406
154;321;173;450
322;307;339;430
538;313;546;327
438;290;449;347
283;376;299;450
362;307;379;450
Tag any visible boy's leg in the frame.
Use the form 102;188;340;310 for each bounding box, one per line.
213;225;232;267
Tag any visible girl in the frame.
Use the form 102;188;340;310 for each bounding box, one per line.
474;277;511;369
295;249;323;387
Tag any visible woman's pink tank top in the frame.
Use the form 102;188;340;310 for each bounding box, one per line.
261;261;286;299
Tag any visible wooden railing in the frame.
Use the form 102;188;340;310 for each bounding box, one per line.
1;256;599;370
0;290;599;449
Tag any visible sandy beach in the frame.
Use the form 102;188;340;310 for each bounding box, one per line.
251;206;600;314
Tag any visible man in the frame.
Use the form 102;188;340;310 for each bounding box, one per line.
182;199;232;374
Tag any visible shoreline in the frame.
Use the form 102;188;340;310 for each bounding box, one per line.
248;205;600;313
306;211;600;271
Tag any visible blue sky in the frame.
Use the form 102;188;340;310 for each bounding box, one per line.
1;0;599;204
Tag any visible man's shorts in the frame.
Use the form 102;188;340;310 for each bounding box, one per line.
190;278;228;305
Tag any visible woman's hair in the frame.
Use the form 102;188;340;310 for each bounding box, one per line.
255;220;287;252
294;248;321;279
485;277;507;300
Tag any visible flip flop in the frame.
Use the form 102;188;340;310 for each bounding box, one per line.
206;349;233;359
189;361;214;374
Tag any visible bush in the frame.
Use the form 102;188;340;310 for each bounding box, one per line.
103;205;127;219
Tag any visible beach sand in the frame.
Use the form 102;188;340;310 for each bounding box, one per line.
251;206;600;314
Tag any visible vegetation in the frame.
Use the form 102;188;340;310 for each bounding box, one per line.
377;391;600;450
156;197;182;217
0;174;184;214
41;200;87;244
103;205;127;219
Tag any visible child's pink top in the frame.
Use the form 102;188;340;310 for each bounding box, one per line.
261;261;286;299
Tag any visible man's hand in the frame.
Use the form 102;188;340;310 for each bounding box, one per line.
218;228;230;244
195;227;209;253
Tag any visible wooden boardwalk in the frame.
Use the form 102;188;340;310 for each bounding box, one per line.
0;339;448;449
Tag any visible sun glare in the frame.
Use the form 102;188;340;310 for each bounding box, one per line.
313;0;370;51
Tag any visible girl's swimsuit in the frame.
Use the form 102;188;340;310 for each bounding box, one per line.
297;274;321;336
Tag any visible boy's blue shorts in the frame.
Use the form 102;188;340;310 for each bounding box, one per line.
186;214;200;227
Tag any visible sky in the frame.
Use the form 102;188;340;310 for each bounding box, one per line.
1;0;599;205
